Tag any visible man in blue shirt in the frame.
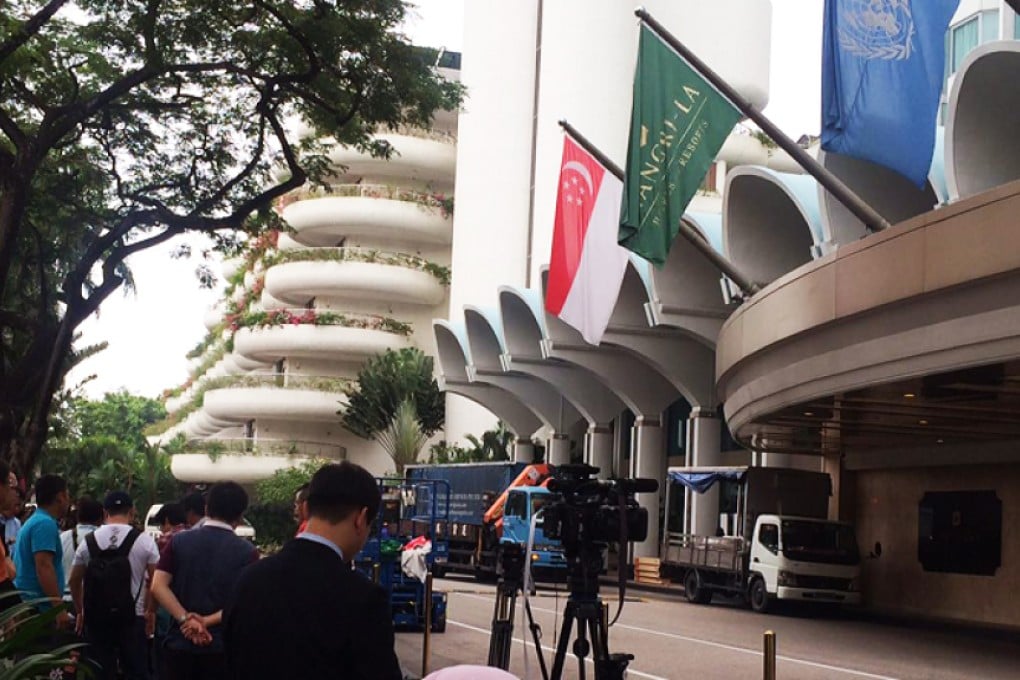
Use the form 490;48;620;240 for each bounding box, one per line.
13;474;71;629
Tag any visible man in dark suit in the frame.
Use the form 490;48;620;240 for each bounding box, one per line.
223;462;401;680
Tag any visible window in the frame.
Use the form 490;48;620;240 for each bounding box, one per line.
951;17;979;73
758;523;779;554
949;11;1000;75
505;492;527;519
1015;12;1020;39
918;490;1001;576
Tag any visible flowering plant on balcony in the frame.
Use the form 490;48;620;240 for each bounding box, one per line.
233;308;413;336
278;183;455;220
263;247;451;286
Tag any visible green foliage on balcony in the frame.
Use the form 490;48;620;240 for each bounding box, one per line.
280;183;454;219
263;247;451;286
232;308;412;336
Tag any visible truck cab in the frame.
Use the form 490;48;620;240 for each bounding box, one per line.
499;487;566;578
748;514;861;611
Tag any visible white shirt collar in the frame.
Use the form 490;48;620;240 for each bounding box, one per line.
203;519;234;532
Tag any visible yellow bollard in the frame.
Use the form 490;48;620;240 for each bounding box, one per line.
422;572;434;678
763;630;776;680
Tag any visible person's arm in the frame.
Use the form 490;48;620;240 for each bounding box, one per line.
69;564;86;634
143;563;157;636
34;552;70;629
150;570;186;623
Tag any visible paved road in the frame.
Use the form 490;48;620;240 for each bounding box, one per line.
395;576;1020;679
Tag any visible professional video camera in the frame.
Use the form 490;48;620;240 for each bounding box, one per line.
488;464;658;680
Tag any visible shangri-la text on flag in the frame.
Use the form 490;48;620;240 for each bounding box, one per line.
618;24;741;267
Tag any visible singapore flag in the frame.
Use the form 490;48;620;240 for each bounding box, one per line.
544;136;629;345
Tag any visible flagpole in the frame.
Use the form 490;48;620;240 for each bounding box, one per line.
558;119;760;297
635;8;892;233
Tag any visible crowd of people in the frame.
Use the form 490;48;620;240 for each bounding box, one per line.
0;458;414;680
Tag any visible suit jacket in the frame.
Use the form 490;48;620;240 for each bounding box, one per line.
223;538;402;680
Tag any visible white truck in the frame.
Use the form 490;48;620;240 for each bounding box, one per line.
663;466;861;613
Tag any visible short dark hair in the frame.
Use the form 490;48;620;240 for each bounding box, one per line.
306;462;380;524
35;474;67;506
181;492;206;518
157;502;187;526
206;482;248;524
76;497;103;525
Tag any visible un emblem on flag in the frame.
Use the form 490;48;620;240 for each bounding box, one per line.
839;0;915;61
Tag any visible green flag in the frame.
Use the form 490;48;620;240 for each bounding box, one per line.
619;25;742;266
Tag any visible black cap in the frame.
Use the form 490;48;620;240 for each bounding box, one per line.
104;491;133;512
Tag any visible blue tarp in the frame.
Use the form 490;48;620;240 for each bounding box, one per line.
668;469;746;494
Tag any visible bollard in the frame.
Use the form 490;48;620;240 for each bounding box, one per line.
422;572;434;678
373;563;381;584
763;630;776;680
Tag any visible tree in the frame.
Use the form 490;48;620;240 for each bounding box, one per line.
341;348;444;470
41;391;179;514
0;1;462;474
428;422;514;464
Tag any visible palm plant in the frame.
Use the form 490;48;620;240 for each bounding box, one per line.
375;399;430;474
0;596;86;680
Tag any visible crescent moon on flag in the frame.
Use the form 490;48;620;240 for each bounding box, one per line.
562;160;594;195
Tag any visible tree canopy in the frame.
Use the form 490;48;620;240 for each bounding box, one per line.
0;0;462;473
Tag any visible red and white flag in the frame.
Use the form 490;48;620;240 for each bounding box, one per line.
545;136;629;345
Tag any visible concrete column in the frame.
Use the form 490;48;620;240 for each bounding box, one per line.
631;416;664;558
585;424;614;479
513;439;535;464
547;433;571;465
688;408;722;536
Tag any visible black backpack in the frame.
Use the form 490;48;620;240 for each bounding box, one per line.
83;528;142;628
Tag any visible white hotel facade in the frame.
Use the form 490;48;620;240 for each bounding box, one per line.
154;1;1020;628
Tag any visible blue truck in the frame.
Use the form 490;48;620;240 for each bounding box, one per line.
405;462;566;580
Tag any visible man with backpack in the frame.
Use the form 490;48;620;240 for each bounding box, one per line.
68;491;160;680
60;496;103;614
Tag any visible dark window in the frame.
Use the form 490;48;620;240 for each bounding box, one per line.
918;490;1001;576
505;492;527;519
758;523;779;554
781;520;860;566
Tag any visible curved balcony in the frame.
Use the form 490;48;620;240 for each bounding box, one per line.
171;438;345;483
201;374;352;425
282;184;453;247
263;248;448;307
326;130;456;184
233;309;412;363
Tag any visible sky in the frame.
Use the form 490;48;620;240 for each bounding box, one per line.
67;0;824;401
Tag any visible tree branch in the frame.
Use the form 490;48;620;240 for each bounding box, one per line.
0;0;71;65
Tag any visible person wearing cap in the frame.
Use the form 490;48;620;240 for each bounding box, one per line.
68;491;160;680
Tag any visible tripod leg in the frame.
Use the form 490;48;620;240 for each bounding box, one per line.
487;583;518;669
574;612;589;680
549;602;576;680
523;599;550;680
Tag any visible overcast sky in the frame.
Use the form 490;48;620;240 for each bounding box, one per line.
68;0;823;400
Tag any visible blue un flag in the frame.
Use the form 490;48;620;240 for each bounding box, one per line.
821;0;960;187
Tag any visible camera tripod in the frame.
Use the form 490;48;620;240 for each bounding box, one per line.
547;584;632;680
487;546;549;679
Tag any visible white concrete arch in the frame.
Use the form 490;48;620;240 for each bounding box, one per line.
171;454;311;485
644;212;733;346
723;166;825;286
327;133;456;185
432;319;543;438
498;286;626;425
946;41;1020;201
203;386;345;424
464;305;582;432
817;148;939;248
602;259;717;409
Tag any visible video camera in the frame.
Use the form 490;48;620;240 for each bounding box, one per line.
542;464;657;557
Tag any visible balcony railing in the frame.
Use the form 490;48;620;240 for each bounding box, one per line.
182;438;344;460
147;373;352;436
279;183;453;218
263;247;450;286
231;308;412;336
